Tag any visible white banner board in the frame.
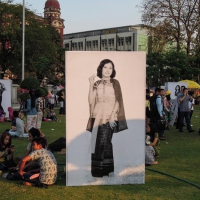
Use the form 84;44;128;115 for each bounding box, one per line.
65;51;146;186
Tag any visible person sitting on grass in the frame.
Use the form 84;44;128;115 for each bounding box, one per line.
145;135;158;166
12;128;41;172
0;131;15;170
46;108;60;122
146;123;160;157
9;111;28;137
18;137;57;187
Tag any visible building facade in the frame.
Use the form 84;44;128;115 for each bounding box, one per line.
63;24;148;52
44;0;65;42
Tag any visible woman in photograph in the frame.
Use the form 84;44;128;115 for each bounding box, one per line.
86;59;128;178
175;85;180;96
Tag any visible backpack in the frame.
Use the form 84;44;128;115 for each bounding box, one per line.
150;95;160;118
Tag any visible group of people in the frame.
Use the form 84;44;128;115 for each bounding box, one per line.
0;128;57;187
0;88;66;187
145;86;195;166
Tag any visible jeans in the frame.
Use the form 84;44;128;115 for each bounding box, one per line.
179;111;192;131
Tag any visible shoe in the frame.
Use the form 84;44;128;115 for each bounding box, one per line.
188;130;195;133
159;137;165;140
179;130;183;132
191;125;193;126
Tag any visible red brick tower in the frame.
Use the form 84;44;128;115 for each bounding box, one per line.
44;0;65;44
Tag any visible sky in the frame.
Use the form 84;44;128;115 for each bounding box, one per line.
13;0;143;34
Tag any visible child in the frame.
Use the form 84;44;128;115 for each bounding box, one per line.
145;135;158;166
0;131;15;170
18;137;57;187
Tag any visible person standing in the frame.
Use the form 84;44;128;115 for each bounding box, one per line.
188;91;195;126
156;89;165;140
23;90;38;131
35;90;44;136
178;88;194;133
163;90;173;130
49;91;55;110
176;85;185;129
149;88;160;125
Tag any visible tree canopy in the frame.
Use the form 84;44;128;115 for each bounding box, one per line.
0;0;65;85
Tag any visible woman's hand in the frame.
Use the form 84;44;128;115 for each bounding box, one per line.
5;147;9;154
109;116;117;129
89;74;96;86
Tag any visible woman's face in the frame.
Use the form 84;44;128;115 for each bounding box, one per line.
102;63;113;78
4;136;10;145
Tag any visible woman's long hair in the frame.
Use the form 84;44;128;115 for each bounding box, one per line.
29;90;36;109
146;123;157;142
0;131;11;150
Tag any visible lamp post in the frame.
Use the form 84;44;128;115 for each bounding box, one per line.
22;0;25;81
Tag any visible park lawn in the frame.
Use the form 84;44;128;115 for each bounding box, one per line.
0;108;200;199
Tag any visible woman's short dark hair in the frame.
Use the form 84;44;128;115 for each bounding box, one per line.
97;59;116;78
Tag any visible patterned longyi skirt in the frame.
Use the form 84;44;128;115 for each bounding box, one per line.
91;122;114;178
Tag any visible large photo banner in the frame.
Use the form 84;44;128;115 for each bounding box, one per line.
65;51;146;186
165;82;188;100
0;79;12;117
165;82;188;126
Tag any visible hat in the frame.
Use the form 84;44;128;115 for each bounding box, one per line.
166;90;171;95
145;135;151;145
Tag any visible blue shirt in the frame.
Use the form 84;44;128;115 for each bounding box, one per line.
156;95;163;117
24;99;38;115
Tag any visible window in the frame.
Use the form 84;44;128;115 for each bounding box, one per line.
125;37;131;45
65;43;69;50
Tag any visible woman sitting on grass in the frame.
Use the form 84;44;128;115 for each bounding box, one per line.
0;131;15;170
146;123;160;157
145;135;158;166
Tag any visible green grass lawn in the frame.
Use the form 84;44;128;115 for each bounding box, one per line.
0;107;200;200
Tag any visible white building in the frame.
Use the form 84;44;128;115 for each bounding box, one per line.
63;24;148;52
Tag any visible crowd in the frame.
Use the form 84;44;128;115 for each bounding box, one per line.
145;86;195;166
0;89;65;187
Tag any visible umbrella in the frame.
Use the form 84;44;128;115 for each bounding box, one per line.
179;80;200;89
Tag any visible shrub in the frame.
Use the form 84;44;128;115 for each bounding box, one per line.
20;77;40;90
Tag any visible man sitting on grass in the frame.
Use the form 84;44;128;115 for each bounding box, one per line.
18;137;57;187
9;111;28;137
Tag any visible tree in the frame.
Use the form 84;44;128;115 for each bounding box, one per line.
146;50;193;87
0;0;65;84
141;0;200;55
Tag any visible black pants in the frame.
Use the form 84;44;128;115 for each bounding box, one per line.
179;111;192;131
91;122;114;178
